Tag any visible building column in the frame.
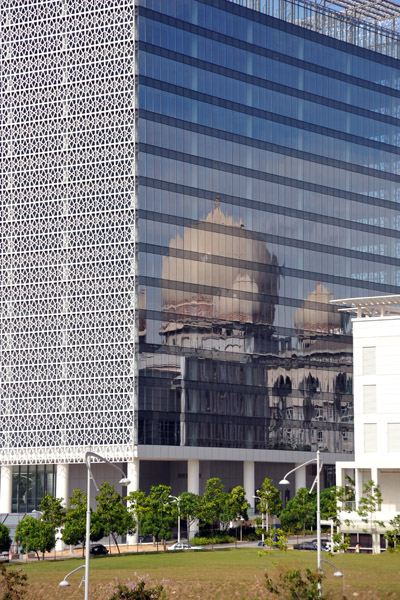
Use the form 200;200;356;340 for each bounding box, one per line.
355;468;363;511
187;459;199;495
243;461;255;511
0;465;13;514
55;464;69;551
127;459;140;545
371;467;378;486
188;459;199;539
56;463;69;507
295;463;307;491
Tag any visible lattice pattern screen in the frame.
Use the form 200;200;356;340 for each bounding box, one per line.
0;0;138;464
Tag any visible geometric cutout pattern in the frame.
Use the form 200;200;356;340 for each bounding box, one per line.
0;0;138;465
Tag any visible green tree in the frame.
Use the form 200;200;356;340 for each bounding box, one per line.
256;478;282;533
319;486;340;522
96;482;136;553
197;477;226;547
221;486;249;528
15;516;55;560
61;489;105;557
39;494;66;528
279;488;316;536
139;485;174;549
384;514;400;551
178;492;200;541
0;525;11;554
126;489;148;542
0;562;27;600
358;479;384;532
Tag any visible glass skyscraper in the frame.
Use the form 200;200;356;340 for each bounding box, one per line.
2;0;400;512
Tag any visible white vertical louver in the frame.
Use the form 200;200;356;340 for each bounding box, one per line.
364;423;377;452
363;385;376;413
387;424;400;452
363;347;376;375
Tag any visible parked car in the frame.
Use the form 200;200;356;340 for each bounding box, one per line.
168;542;203;551
293;541;318;551
257;541;265;547
90;544;109;556
311;538;332;551
0;552;9;563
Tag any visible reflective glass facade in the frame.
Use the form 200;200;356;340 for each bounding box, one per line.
137;0;400;454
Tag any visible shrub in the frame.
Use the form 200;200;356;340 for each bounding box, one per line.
0;562;27;600
109;580;167;600
193;535;236;545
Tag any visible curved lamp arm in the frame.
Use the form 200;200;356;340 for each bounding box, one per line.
279;458;318;485
84;451;131;488
59;564;85;587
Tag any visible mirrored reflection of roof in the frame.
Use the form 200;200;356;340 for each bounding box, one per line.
330;294;400;317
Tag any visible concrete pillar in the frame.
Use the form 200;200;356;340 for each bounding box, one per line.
188;459;200;539
56;463;69;507
336;467;343;488
187;459;199;495
55;463;69;551
0;465;13;514
127;459;140;545
355;468;363;511
243;461;255;510
371;467;378;486
372;532;381;554
295;464;307;491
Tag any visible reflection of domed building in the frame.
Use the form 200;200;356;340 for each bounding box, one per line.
160;202;279;351
295;282;342;335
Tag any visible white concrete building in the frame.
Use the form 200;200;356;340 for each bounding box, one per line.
333;295;400;553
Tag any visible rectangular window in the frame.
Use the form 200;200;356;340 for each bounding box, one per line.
364;423;377;452
363;385;376;413
388;424;400;452
363;347;376;375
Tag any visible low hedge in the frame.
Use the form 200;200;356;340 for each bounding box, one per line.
193;535;236;545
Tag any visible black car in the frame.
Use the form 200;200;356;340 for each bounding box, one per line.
293;541;317;551
90;544;109;556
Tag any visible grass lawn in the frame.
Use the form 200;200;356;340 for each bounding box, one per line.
7;548;400;599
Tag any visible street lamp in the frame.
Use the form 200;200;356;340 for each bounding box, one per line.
169;495;180;544
84;451;131;600
59;564;85;589
320;558;343;578
279;450;322;595
253;494;265;543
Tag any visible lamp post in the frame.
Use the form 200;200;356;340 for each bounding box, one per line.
279;450;322;595
168;494;180;544
253;494;265;543
84;451;131;600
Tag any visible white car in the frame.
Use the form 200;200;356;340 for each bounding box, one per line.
167;542;203;551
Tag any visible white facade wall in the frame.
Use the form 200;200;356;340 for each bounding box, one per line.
337;315;400;549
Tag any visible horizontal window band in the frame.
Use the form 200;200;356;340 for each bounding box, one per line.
141;42;400;128
139;272;399;304
140;76;400;157
141;110;400;184
139;141;400;213
140;4;400;87
139;193;400;247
